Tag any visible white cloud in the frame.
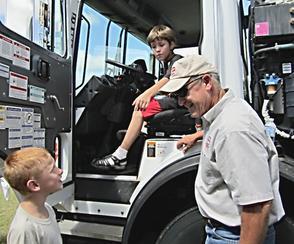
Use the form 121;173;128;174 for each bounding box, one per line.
75;48;106;92
6;0;33;39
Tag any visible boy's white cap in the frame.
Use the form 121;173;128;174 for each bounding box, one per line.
160;55;217;93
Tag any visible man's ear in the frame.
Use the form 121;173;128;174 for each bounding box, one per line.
27;179;40;192
202;74;212;89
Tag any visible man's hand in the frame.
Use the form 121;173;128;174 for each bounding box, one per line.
177;131;204;153
240;201;272;244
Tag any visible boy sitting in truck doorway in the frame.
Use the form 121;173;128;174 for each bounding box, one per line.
4;147;63;244
91;24;204;170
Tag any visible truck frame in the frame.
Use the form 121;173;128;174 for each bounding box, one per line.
0;0;294;243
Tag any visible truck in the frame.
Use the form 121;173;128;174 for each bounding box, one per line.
0;0;293;243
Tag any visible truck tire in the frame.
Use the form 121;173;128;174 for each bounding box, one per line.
155;207;206;244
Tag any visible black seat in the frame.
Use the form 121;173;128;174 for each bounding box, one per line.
146;109;196;137
75;75;116;108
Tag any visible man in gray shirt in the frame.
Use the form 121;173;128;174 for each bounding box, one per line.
160;55;284;244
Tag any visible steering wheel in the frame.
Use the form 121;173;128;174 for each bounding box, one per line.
106;59;157;80
106;59;139;72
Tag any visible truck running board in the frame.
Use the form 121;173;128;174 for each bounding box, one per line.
59;219;123;242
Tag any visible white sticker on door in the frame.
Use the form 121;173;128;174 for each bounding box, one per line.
0;34;13;61
9;71;28;100
13;41;30;70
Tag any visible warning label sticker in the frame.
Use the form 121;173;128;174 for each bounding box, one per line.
13;41;30;70
0;34;13;61
9;71;28;100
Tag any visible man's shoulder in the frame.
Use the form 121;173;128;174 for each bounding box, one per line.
218;97;264;135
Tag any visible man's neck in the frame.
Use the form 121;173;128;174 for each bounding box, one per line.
211;88;226;107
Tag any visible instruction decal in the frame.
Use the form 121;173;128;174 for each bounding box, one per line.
6;106;22;129
8;128;22;148
0;62;9;78
0;105;6;129
0;34;13;61
1;105;46;149
33;128;45;147
9;71;28;100
34;113;41;128
282;63;292;74
13;41;30;70
147;141;156;157
29;85;45;104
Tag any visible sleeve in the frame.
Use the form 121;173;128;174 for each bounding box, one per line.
164;55;183;78
215;131;274;205
7;225;39;244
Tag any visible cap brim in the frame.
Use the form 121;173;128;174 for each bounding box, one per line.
160;77;190;93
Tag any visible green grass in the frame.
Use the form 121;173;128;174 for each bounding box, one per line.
0;189;18;244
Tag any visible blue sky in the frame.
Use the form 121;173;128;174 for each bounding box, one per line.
77;0;252;87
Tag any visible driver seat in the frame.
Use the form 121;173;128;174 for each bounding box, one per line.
146;109;196;137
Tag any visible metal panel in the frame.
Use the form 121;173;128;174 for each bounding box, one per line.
0;23;71;154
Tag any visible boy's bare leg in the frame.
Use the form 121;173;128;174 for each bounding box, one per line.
120;110;144;150
91;110;144;169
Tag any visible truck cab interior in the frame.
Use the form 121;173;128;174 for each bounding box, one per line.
74;0;202;174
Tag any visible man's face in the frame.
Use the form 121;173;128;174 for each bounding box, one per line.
150;38;174;62
178;75;213;118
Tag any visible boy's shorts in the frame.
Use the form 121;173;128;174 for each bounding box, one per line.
141;97;162;119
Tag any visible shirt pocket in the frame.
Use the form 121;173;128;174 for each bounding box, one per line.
200;151;222;187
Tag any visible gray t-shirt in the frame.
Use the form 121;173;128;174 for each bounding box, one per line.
155;54;183;110
195;89;285;226
7;202;62;244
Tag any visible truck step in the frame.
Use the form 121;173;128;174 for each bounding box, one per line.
59;219;123;242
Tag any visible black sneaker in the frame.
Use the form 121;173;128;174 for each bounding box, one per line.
91;154;127;170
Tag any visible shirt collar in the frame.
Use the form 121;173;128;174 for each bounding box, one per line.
202;88;234;126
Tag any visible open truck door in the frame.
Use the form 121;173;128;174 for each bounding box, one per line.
0;0;74;205
2;0;294;243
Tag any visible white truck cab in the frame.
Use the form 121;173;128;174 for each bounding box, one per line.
0;0;294;243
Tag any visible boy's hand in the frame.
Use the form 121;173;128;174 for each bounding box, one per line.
133;93;152;110
177;131;204;153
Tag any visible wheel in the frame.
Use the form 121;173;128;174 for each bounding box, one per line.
155;207;206;244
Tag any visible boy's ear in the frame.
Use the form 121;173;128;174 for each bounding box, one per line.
170;41;176;50
27;179;40;192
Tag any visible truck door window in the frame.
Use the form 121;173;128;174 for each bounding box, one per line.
53;0;65;56
126;33;155;74
0;0;65;55
75;5;109;92
0;0;33;39
75;3;158;92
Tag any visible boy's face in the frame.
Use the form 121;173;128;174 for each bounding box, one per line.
36;156;63;195
150;38;174;62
